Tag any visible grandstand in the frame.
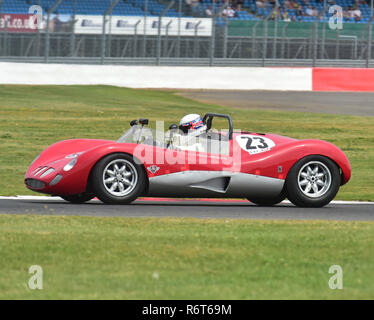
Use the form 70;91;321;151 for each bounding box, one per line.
0;0;372;23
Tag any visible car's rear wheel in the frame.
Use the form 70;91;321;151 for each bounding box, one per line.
91;153;146;205
286;155;340;207
61;193;95;204
248;192;286;206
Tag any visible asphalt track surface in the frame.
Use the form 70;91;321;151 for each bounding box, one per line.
178;91;374;117
0;198;373;221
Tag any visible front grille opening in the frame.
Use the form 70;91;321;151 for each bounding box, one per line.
25;179;46;190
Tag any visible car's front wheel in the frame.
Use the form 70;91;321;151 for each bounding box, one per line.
286;155;340;207
91;153;146;205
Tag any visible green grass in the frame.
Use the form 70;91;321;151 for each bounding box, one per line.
0;85;373;200
0;215;373;299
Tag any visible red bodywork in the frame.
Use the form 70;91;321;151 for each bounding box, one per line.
25;132;351;197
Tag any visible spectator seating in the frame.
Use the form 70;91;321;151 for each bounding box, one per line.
0;0;372;23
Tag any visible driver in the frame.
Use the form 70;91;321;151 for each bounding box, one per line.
169;114;208;151
179;114;207;138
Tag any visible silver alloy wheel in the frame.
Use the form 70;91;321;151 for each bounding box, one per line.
102;159;138;197
297;161;332;198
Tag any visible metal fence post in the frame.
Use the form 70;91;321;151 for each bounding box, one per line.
2;20;7;57
101;0;120;64
176;0;182;57
194;20;201;57
210;3;227;66
313;7;327;66
156;1;175;65
320;0;327;59
142;0;148;57
335;29;341;59
312;21;318;66
281;22;289;59
70;0;77;57
44;0;63;63
273;0;279;59
164;20;172;57
366;16;374;68
133;20;141;57
252;21;260;58
209;12;215;65
262;11;272;67
0;0;3;56
223;17;228;58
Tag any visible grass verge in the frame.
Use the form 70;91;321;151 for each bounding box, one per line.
0;85;373;200
0;214;373;299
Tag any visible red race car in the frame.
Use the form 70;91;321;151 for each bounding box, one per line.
25;113;351;207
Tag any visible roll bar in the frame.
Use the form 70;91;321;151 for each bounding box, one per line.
203;113;233;140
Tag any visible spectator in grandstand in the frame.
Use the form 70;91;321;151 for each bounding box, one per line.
343;6;350;19
256;0;267;8
234;0;244;11
185;0;193;16
272;7;282;20
205;5;213;17
190;0;200;15
296;5;305;16
281;9;291;21
312;7;318;17
352;5;362;21
222;6;236;18
185;0;200;16
286;0;294;9
52;14;62;32
283;0;290;8
305;5;314;16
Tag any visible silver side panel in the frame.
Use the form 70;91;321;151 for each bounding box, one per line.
147;171;284;198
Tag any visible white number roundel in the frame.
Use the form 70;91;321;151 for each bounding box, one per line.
236;135;275;155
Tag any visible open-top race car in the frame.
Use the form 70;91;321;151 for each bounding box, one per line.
25;113;351;207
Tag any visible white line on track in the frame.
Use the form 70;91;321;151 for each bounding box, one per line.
0;195;373;205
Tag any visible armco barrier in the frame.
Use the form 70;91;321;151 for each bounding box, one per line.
0;63;373;92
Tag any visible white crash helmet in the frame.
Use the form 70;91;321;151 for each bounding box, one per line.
179;114;207;136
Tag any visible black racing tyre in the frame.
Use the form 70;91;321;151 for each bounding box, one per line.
248;192;286;207
285;155;341;208
91;153;146;205
61;193;95;204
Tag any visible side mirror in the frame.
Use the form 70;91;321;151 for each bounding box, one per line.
130;120;138;126
169;124;178;130
139;118;149;126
